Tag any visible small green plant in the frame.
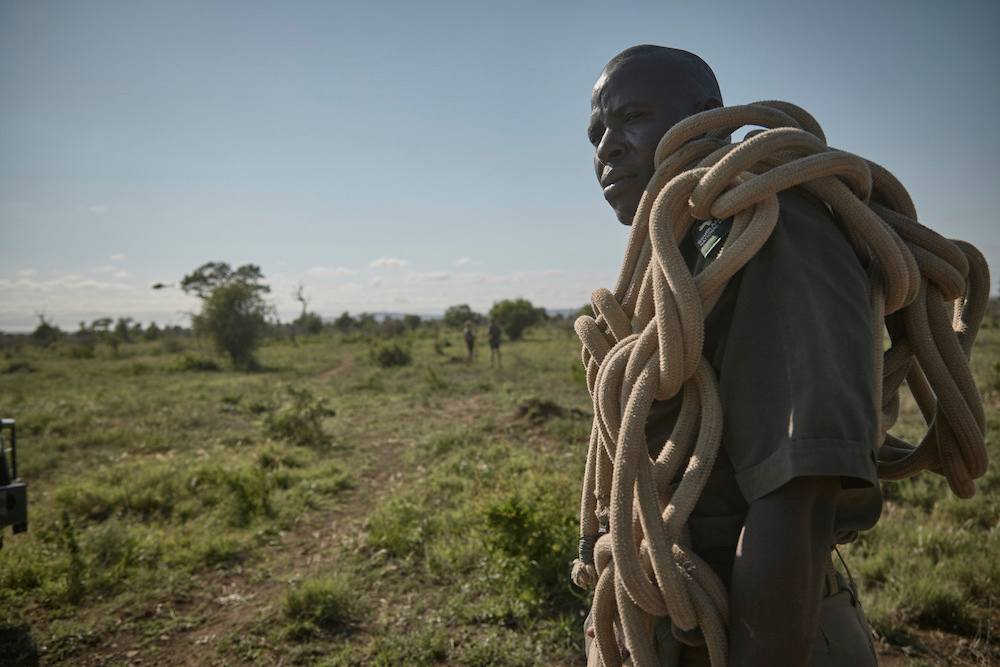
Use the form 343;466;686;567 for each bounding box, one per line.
424;365;447;390
482;494;577;605
56;510;87;604
260;384;335;447
283;570;359;638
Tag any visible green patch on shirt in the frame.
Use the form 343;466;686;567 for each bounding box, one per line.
692;217;733;258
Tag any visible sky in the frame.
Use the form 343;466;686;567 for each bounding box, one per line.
1;0;998;333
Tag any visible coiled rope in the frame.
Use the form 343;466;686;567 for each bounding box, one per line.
571;101;990;667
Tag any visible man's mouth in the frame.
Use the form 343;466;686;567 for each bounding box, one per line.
603;174;636;199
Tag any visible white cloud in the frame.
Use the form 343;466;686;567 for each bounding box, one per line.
368;257;409;269
370;276;383;287
455;257;480;266
82;204;109;214
307;266;357;277
110;253;125;261
0;276;136;292
93;265;116;274
17;269;37;277
409;271;450;282
512;269;567;281
113;270;131;280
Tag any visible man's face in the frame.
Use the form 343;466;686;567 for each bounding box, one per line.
588;61;700;225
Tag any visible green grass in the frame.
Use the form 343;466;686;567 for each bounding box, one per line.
1;320;998;665
842;325;1000;658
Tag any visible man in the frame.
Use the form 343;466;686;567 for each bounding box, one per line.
585;45;881;665
487;318;502;367
463;320;475;366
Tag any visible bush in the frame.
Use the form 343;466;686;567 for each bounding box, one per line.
3;360;37;373
483;494;577;604
260;385;335;447
173;354;221;372
66;345;95;359
371;342;412;368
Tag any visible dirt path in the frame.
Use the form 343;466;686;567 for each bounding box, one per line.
65;413;405;666
317;357;356;382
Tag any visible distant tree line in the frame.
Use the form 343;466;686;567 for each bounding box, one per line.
27;254;927;366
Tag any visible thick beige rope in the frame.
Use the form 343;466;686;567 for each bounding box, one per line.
571;101;991;667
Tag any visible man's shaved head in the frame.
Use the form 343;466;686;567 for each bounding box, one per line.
599;45;721;107
589;45;723;225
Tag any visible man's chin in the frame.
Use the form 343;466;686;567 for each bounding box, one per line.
614;208;636;226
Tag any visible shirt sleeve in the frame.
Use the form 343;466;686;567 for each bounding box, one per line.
716;192;880;504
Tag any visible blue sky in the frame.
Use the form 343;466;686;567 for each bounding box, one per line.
2;0;997;332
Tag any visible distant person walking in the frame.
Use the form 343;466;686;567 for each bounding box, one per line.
463;321;475;366
487;318;502;368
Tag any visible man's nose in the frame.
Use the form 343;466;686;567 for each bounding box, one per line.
595;128;626;164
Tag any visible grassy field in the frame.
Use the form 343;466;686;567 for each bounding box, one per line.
0;319;998;666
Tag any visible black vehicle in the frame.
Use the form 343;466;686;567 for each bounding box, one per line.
1;419;27;548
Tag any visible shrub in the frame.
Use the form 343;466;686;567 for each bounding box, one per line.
3;360;37;373
66;345;95;359
173;354;221;372
160;337;185;354
260;385;335;447
371;342;411;368
482;494;577;604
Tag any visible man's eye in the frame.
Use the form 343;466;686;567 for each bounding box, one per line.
624;112;645;123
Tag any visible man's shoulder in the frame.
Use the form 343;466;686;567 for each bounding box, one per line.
772;188;863;270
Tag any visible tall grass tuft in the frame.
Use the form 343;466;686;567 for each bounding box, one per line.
283;569;360;638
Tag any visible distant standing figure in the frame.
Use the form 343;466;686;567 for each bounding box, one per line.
463;321;475;366
487;318;502;368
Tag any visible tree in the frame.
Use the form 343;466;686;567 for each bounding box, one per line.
290;282;323;336
489;298;547;341
332;311;355;334
114;317;136;342
30;314;64;347
90;317;113;333
144;322;162;341
403;314;422;331
181;262;273;369
443;304;483;329
294;311;324;336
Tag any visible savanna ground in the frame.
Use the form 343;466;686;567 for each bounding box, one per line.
1;317;998;666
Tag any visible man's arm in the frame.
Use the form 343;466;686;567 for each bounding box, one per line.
728;475;840;666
